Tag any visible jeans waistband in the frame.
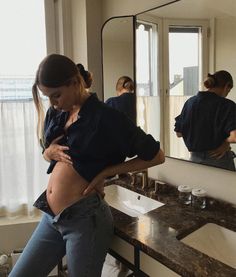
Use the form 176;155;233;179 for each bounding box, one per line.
34;190;101;219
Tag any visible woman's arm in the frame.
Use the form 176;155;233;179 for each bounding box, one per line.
83;149;165;196
209;130;236;159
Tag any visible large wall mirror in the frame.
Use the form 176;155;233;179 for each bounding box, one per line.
135;0;236;172
102;0;236;172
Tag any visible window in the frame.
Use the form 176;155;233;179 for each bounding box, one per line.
166;21;208;158
169;26;201;96
136;20;161;142
0;0;55;217
0;0;47;100
136;21;158;97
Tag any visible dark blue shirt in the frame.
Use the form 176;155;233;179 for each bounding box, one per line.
105;93;136;124
174;91;236;151
44;93;160;182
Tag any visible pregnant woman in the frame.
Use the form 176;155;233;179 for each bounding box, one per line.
9;54;165;277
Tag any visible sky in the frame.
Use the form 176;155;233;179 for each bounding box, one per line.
0;0;47;76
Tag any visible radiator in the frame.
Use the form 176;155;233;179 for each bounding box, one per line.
11;249;59;277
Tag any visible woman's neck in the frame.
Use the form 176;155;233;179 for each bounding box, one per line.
207;88;227;97
71;91;90;113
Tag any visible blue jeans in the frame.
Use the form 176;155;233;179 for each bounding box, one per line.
190;150;236;171
9;192;114;277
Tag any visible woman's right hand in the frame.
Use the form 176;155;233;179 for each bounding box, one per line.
208;140;231;159
43;135;72;164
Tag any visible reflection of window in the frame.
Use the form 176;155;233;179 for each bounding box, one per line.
0;0;47;100
136;21;158;96
168;25;205;158
169;26;202;96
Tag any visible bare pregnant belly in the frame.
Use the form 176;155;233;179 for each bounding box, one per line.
46;162;94;215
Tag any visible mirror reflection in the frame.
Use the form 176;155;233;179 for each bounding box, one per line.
135;0;236;171
102;16;134;102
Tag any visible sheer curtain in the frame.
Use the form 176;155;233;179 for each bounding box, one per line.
0;100;49;218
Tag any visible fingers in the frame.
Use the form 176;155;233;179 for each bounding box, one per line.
59;154;73;164
44;144;72;164
209;151;225;159
83;183;95;196
59;145;70;151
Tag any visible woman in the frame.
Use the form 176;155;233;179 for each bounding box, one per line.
105;76;136;124
175;70;236;171
9;54;165;277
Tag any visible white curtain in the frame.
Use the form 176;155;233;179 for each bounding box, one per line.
0;100;49;218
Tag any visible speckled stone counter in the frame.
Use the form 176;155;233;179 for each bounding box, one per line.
105;176;236;277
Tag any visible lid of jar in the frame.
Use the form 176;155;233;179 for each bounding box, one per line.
192;188;206;197
178;185;191;192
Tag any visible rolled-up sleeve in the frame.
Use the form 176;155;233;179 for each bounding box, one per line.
107;110;160;161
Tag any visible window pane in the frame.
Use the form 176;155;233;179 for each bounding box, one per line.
136;22;158;97
169;26;201;96
0;0;47;100
168;26;202;158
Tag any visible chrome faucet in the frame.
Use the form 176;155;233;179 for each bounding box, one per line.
128;170;149;190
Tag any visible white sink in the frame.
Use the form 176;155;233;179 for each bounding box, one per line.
104;184;164;217
181;223;236;269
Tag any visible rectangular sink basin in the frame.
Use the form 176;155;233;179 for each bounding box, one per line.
181;223;236;269
104;184;164;217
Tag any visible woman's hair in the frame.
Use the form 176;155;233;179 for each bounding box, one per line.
76;63;93;89
116;76;134;92
32;54;85;143
204;70;233;89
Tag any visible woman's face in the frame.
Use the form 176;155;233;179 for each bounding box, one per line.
39;81;79;111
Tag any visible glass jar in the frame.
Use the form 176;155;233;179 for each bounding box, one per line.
191;188;207;209
178;185;191;205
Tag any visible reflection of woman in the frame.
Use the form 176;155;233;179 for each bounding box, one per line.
9;54;165;277
105;76;136;124
175;70;236;171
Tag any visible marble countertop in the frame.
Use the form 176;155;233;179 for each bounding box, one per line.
105;176;236;277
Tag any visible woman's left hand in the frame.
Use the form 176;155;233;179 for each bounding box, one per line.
83;173;106;198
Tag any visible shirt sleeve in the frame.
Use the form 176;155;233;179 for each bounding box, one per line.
222;101;236;134
109;109;160;161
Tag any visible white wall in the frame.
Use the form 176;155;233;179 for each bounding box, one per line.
101;0;179;21
71;0;102;97
215;17;236;105
71;0;88;68
0;217;40;254
103;40;133;100
214;17;236;155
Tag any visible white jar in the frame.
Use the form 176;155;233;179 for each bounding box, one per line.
191;188;207;209
178;185;191;205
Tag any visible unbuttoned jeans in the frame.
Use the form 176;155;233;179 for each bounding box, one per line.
9;193;114;277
